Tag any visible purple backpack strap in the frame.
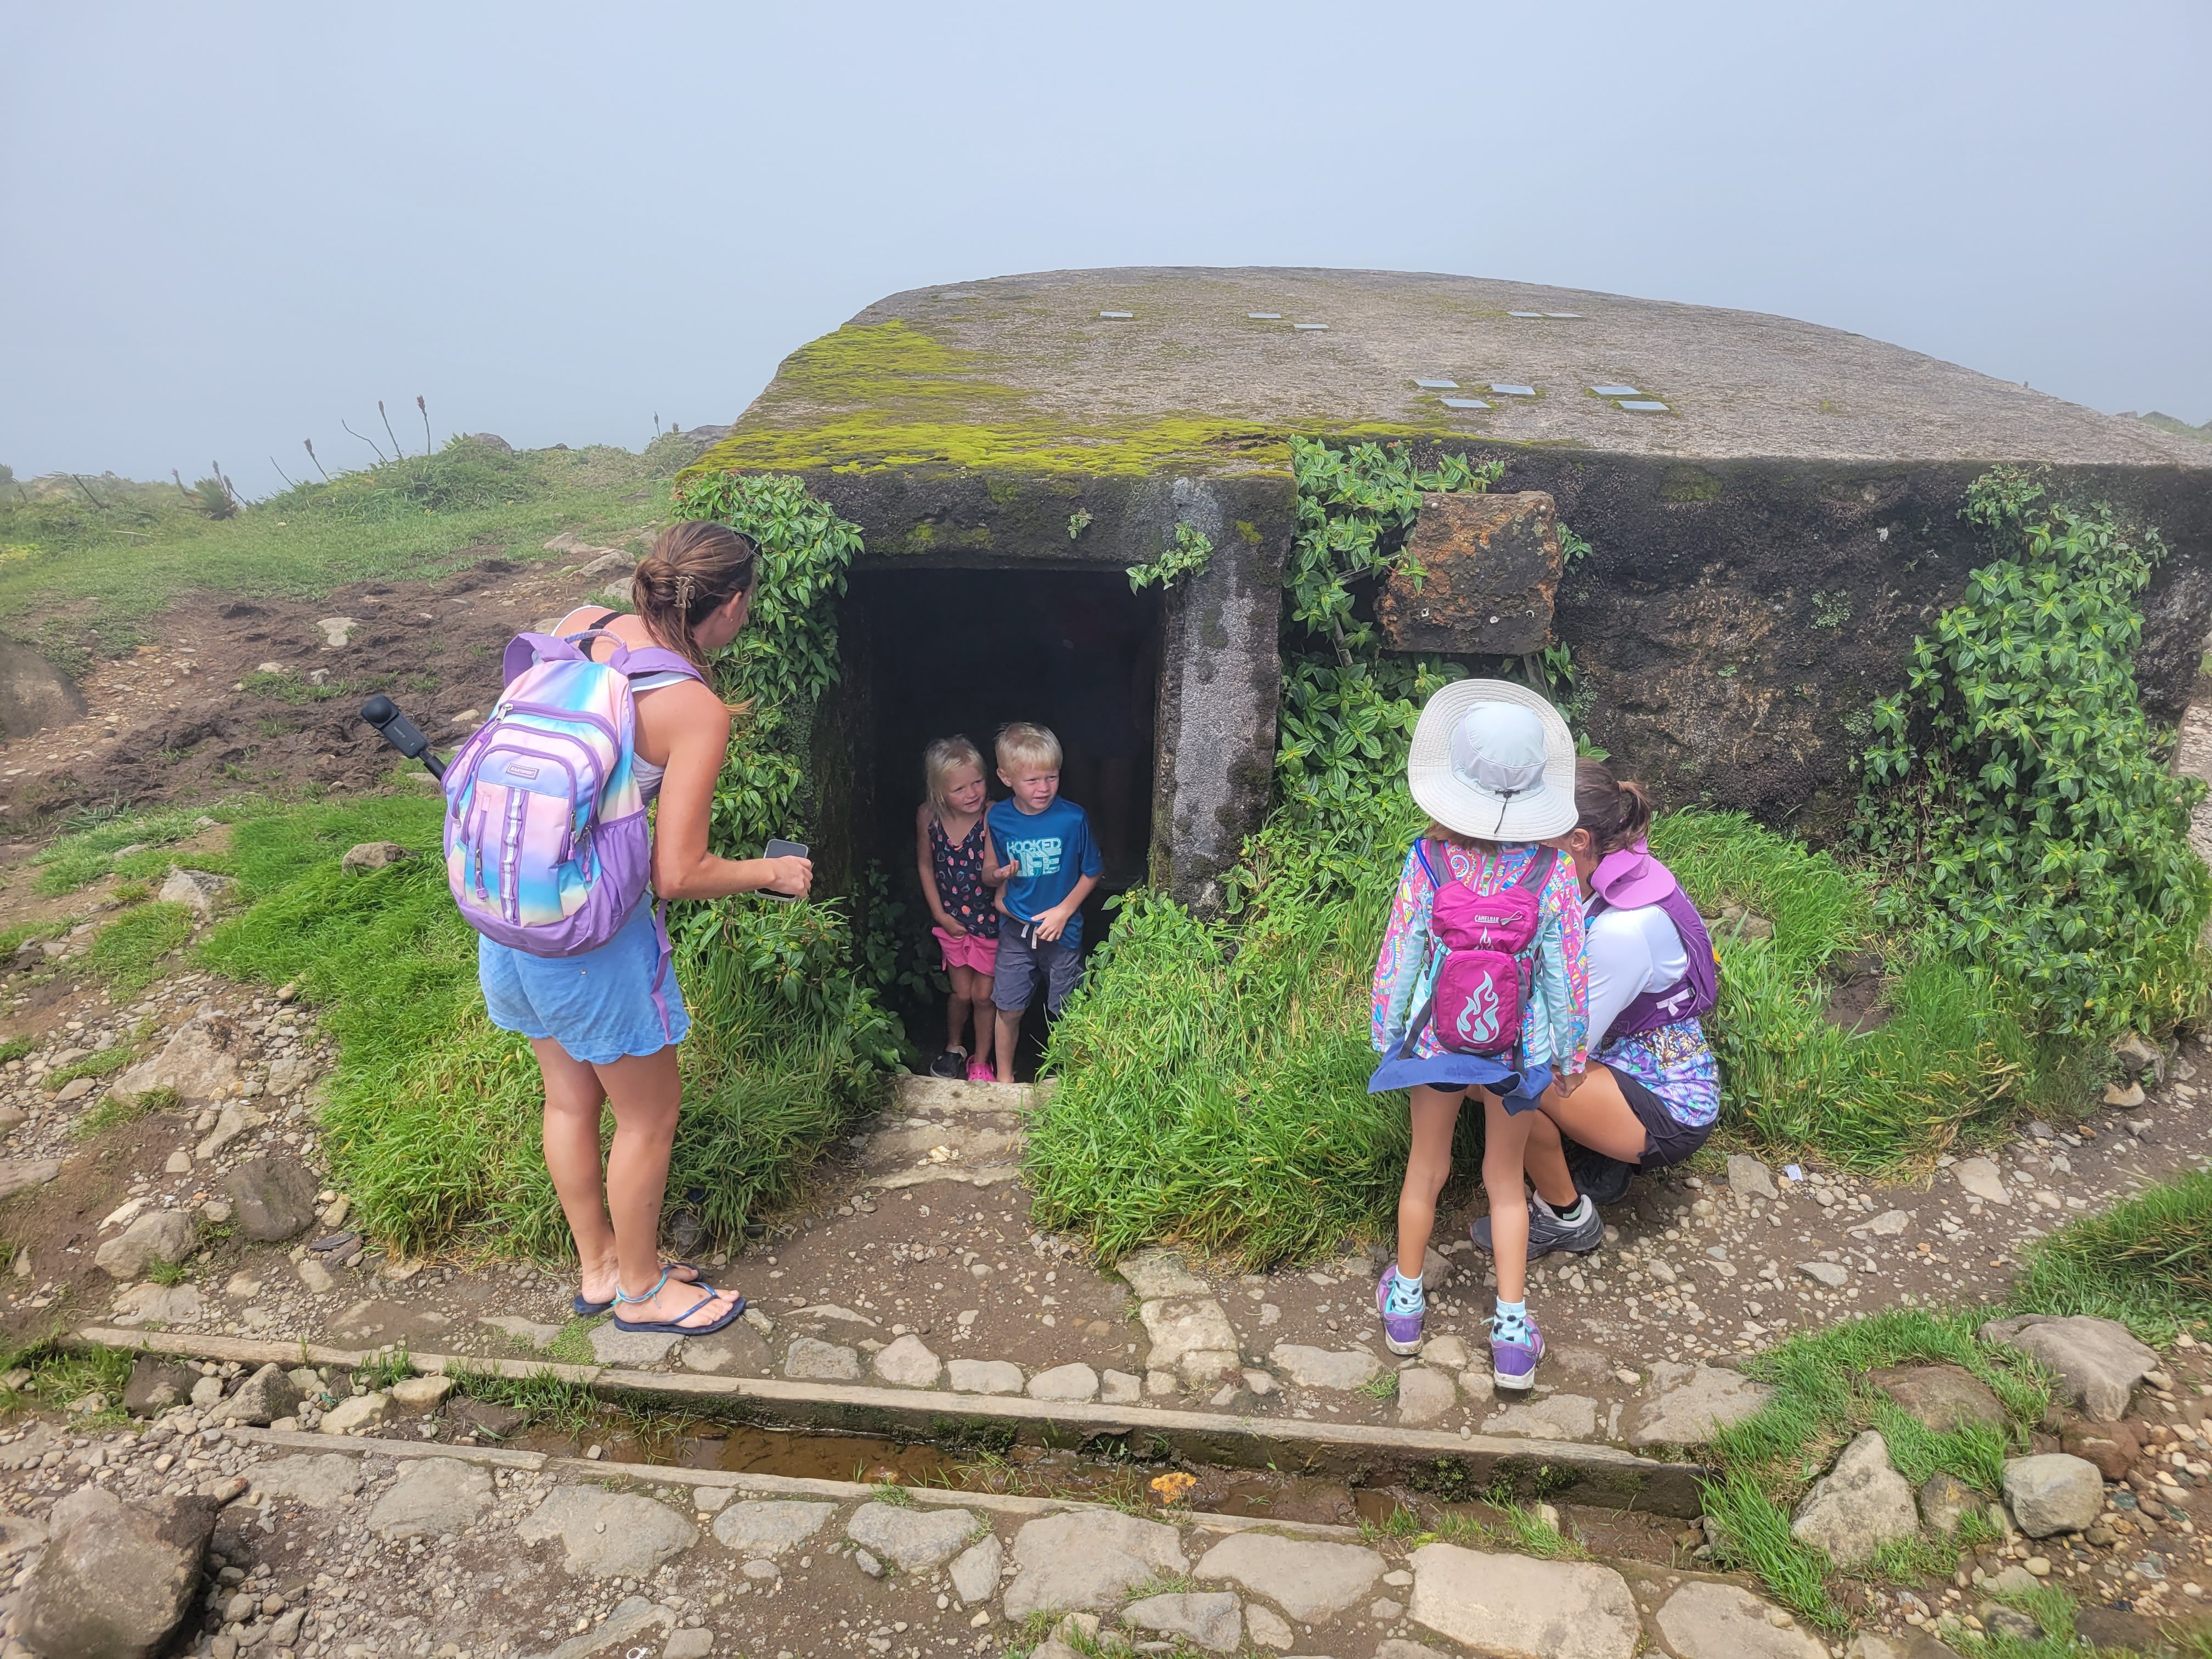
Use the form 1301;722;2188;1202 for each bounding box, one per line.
500;628;708;689
501;630;588;686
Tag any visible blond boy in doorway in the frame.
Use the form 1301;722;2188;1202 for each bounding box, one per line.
985;722;1102;1082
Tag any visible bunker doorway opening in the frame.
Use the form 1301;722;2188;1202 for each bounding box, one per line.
839;567;1162;1058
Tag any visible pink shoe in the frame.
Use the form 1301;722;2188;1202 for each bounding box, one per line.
966;1059;996;1084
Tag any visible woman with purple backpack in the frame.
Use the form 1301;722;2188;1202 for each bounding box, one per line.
1369;681;1589;1392
1469;761;1722;1249
463;522;812;1338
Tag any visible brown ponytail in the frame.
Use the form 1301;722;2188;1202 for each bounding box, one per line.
631;520;758;674
1573;759;1655;855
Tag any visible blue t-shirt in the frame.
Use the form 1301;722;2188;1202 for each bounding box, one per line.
987;795;1102;949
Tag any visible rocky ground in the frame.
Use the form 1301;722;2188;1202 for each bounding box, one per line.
0;1410;1881;1659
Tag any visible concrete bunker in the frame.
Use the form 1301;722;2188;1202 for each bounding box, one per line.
685;266;2212;910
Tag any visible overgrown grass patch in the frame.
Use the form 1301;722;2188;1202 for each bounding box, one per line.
82;902;194;997
2009;1167;2212;1342
1029;868;1410;1269
1034;806;2084;1265
0;1343;133;1429
0;439;680;665
199;792;896;1259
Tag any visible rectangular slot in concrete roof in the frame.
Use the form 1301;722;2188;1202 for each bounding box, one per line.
1489;383;1537;396
1620;399;1669;412
1591;385;1640;397
1415;379;1459;389
1441;397;1492;410
1293;322;1328;330
1247;312;1282;319
1098;311;1134;319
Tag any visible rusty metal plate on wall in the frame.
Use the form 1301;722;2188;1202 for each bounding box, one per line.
1376;491;1561;657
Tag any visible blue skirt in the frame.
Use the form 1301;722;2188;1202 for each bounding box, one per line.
1368;1050;1553;1113
479;900;690;1065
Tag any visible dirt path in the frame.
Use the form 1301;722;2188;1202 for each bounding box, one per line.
0;531;648;825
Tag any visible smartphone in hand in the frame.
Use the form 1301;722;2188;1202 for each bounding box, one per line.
761;839;810;901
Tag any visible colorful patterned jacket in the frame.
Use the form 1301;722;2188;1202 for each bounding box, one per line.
1370;840;1589;1072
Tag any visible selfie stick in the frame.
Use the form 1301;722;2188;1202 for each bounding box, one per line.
359;695;446;781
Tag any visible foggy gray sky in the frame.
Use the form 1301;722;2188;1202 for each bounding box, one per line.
5;2;2207;495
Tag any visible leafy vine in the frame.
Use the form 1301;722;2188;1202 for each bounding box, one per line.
1860;467;2211;1037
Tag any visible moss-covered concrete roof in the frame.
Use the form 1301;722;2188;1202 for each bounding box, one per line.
689;266;2210;479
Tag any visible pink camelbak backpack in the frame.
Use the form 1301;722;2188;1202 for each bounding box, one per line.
1413;839;1558;1057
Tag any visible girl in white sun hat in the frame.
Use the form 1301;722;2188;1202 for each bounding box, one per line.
1369;679;1588;1392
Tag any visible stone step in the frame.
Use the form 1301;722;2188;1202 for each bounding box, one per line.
891;1073;1054;1114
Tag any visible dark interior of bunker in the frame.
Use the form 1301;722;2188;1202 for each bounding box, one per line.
830;568;1161;1059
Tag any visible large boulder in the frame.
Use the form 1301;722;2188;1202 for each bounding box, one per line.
1868;1364;2008;1433
122;1356;198;1417
1979;1314;2156;1421
94;1210;196;1280
1790;1430;1918;1567
111;1012;247;1109
225;1363;304;1426
2002;1453;2104;1537
14;1486;217;1659
1003;1511;1187;1618
1407;1542;1641;1659
340;841;413;874
223;1156;320;1242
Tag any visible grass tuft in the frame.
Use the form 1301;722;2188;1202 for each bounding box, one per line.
82;902;194;997
2010;1167;2212;1341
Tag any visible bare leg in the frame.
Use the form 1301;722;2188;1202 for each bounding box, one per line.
1396;1085;1466;1281
945;964;975;1053
1538;1066;1651;1164
970;975;996;1069
994;1006;1023;1084
598;1046;737;1328
535;1038;619;1295
1522;1113;1583;1211
1483;1093;1537;1305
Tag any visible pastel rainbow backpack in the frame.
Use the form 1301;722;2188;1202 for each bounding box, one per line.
443;625;703;1020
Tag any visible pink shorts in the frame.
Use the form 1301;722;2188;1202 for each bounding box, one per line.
934;927;999;976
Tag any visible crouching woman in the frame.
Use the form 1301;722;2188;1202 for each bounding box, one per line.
1480;761;1723;1257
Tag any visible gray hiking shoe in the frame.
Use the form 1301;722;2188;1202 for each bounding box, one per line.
1469;1197;1605;1261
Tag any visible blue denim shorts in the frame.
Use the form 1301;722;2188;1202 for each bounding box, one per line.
991;921;1085;1016
478;900;689;1064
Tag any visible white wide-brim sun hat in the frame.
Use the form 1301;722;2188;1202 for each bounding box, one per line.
1407;678;1578;842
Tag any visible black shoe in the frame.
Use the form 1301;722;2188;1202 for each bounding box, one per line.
1470;1197;1606;1260
1566;1141;1637;1206
928;1049;967;1080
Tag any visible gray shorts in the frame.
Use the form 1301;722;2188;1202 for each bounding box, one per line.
991;922;1085;1015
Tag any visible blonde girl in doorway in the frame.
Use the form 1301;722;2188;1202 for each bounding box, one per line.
916;736;1006;1082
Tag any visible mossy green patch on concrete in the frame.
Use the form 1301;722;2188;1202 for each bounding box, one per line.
684;410;1294;480
1661;465;1725;503
678;318;1293;479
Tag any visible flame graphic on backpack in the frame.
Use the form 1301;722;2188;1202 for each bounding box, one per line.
1417;840;1555;1058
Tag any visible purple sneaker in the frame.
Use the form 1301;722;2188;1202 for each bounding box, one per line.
1376;1266;1424;1356
1491;1312;1544;1391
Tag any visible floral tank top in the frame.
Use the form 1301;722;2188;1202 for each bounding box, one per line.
929;814;998;939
